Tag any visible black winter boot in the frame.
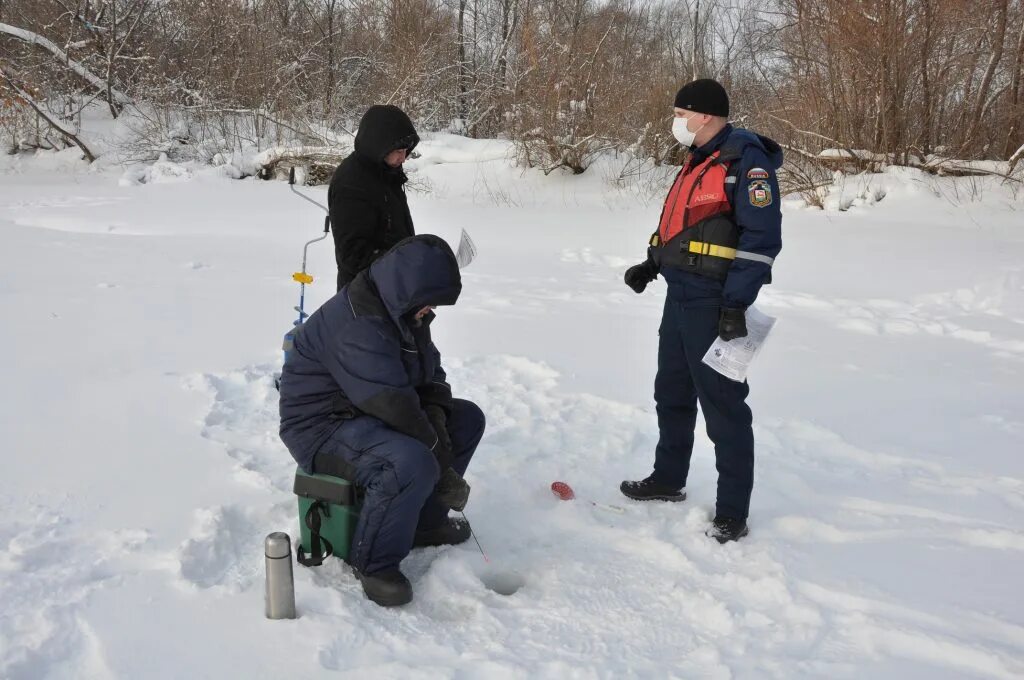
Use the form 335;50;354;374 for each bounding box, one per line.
620;475;686;502
354;567;413;607
414;517;471;548
706;516;749;544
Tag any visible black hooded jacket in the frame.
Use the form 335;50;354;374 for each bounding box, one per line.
328;105;421;290
278;235;461;473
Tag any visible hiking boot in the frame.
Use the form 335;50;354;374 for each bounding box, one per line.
706;516;749;544
620;475;686;502
414;517;471;548
353;567;413;607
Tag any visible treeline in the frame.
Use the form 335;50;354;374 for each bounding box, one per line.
1;0;1022;174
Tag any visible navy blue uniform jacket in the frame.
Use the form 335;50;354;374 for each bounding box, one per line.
661;124;784;308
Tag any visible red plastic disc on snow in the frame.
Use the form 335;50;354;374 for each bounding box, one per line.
550;481;576;501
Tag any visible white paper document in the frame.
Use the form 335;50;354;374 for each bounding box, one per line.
455;229;478;269
701;306;777;382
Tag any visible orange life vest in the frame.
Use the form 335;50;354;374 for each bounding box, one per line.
658;151;732;244
650;152;740;281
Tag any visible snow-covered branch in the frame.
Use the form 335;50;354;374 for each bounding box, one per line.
0;21;132;106
1009;144;1024;177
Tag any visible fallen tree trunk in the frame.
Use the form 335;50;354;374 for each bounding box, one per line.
816;149;1019;180
252;146;348;184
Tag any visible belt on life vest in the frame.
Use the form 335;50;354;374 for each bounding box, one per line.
650;215;738;281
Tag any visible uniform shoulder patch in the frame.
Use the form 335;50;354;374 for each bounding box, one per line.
748;179;773;208
747;167;769;179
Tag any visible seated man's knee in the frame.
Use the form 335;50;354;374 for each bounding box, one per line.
390;440;441;490
451;398;486;435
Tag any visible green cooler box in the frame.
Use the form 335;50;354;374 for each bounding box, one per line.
294;468;361;566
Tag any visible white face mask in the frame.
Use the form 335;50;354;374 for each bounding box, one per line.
672;115;705;147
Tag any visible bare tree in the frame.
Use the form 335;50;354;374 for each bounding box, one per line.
965;0;1009;148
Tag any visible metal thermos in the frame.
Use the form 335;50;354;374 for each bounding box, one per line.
265;532;297;619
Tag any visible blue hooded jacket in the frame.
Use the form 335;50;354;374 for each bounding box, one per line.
660;124;784;308
278;235;461;472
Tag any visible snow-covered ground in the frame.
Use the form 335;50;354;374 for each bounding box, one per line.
1;138;1022;679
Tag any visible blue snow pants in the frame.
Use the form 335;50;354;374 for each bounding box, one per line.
652;299;755;520
314;398;485;574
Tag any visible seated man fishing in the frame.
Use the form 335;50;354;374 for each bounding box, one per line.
279;234;485;607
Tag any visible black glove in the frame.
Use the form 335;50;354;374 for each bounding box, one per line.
434;467;471;511
624;257;658;294
718;307;748;341
425;405;453;470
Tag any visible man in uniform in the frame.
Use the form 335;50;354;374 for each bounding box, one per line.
620;79;783;543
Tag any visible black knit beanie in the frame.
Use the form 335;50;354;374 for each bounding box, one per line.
674;79;729;117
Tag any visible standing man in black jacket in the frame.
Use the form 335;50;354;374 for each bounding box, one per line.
328;105;420;290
